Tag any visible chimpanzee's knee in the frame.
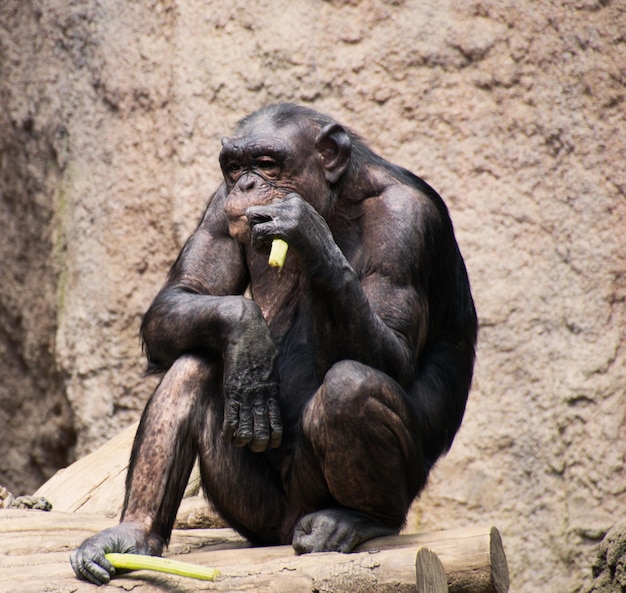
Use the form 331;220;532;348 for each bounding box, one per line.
163;354;215;389
310;360;416;431
299;360;425;524
141;354;216;421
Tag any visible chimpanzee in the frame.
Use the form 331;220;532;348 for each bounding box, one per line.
70;103;477;585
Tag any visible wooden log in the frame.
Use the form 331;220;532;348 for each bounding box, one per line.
357;526;510;593
167;524;509;593
174;543;467;593
33;422;138;516
415;548;449;593
0;510;509;593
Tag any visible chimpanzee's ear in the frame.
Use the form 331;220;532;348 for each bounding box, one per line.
315;123;352;184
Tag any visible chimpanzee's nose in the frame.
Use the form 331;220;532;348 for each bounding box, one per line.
239;173;257;191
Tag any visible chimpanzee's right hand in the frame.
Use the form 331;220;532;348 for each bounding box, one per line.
221;299;283;452
70;522;164;586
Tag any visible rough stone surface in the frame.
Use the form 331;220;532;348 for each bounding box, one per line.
0;1;624;592
586;521;626;593
0;3;77;493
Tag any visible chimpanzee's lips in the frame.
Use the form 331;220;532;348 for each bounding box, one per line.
227;215;251;243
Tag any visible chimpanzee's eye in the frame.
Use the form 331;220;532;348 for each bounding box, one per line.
256;157;280;179
224;161;242;181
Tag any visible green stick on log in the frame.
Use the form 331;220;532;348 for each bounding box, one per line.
105;553;220;581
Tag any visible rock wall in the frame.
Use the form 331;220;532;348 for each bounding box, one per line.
0;4;77;493
0;0;624;591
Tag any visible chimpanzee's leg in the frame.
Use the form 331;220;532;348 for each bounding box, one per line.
289;360;426;553
121;354;214;540
70;354;214;585
130;352;287;549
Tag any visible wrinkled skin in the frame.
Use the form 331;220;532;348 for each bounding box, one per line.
71;103;477;585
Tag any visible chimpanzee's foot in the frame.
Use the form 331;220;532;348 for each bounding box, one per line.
70;522;164;585
292;508;397;554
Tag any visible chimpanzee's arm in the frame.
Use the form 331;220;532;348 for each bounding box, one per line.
141;188;282;451
246;188;438;388
141;187;248;368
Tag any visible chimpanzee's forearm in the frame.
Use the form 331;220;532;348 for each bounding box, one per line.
140;287;269;371
305;242;418;387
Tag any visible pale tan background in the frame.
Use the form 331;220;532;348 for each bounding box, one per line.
1;1;624;591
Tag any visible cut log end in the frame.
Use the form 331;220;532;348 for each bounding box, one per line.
490;527;510;593
415;548;449;593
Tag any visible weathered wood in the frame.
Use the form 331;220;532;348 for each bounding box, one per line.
34;422;138;516
415;548;449;593
0;510;508;593
357;526;510;593
34;422;224;528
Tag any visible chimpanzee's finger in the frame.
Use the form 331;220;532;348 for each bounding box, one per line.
248;218;281;251
70;547;115;585
268;397;283;448
221;399;241;443
232;403;253;448
249;402;271;453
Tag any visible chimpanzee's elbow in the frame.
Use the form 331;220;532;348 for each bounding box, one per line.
139;292;175;373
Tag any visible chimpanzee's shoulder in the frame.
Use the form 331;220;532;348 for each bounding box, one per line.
196;183;231;232
370;182;448;230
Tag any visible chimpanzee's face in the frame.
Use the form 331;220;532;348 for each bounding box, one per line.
219;116;332;243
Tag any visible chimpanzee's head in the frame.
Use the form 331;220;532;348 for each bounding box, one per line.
219;103;352;243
